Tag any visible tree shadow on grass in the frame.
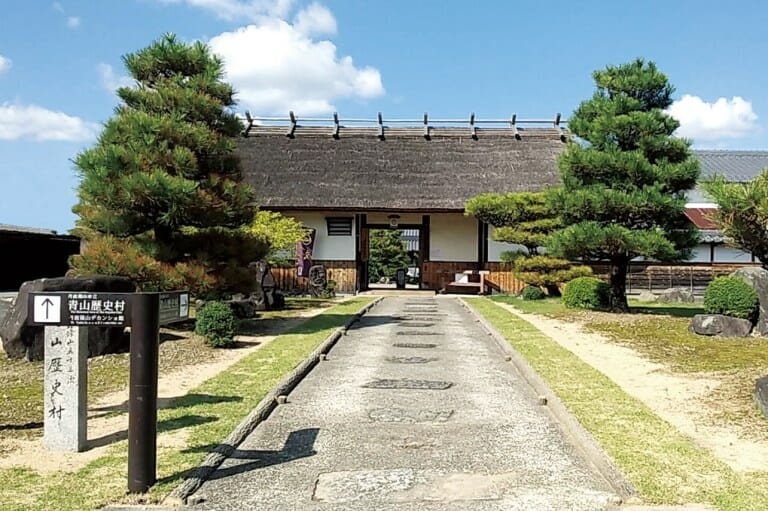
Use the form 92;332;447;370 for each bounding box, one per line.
631;305;704;318
89;393;242;416
87;413;218;450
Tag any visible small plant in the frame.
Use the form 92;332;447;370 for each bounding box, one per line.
521;285;546;301
562;276;610;310
321;279;337;299
703;276;759;320
195;301;237;348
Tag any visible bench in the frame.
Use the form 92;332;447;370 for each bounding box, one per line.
445;270;490;295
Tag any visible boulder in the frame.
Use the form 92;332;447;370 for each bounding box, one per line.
655;287;695;303
635;291;657;303
228;299;257;319
731;267;768;335
755;375;768;420
0;297;12;325
248;260;285;311
689;314;753;338
0;276;135;361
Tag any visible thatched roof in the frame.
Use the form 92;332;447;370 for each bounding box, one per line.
238;125;567;211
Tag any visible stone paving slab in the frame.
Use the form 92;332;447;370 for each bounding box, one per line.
186;296;621;510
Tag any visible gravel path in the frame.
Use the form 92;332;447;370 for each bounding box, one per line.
188;296;620;510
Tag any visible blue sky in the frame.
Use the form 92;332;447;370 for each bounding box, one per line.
1;0;766;233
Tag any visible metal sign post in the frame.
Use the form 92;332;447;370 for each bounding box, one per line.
128;293;160;493
28;290;190;494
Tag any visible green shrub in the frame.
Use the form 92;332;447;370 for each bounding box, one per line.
500;250;527;264
703;276;759;320
521;285;546;300
562;276;610;310
195;301;237;348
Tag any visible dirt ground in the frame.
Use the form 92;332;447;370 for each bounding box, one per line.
495;302;768;473
0;303;336;474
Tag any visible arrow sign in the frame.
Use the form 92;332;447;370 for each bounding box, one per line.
41;298;55;319
33;295;61;324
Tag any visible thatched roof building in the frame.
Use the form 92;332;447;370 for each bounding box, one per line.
238;123;567;211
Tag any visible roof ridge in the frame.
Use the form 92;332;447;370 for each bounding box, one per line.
693;149;768;155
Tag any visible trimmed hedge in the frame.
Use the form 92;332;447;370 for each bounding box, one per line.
521;285;546;301
195;301;238;348
562;276;610;310
703;276;759;320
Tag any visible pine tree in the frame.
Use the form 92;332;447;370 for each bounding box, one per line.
465;191;590;295
71;34;265;296
368;229;411;283
466;192;559;255
549;59;699;312
703;170;768;269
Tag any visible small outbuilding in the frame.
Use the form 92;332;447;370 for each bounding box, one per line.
0;224;81;292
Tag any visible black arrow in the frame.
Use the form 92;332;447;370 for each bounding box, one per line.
41;298;55;319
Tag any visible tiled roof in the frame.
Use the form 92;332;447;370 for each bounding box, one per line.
0;223;57;235
684;208;719;229
693;150;768;182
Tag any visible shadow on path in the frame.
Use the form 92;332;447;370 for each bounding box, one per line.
209;428;319;480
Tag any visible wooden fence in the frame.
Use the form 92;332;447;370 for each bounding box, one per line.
272;260;357;294
591;262;762;297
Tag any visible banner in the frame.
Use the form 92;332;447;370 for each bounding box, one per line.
296;228;316;277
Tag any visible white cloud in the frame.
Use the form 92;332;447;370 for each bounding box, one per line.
209;19;384;115
667;94;758;141
0;54;10;74
98;63;133;92
293;2;336;36
0;103;100;141
66;16;80;28
159;0;294;21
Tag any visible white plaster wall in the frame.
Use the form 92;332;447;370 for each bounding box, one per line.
366;212;424;225
281;211;355;261
689;244;713;263
429;213;477;261
714;245;754;263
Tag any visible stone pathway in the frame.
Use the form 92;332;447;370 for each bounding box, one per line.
186;296;621;510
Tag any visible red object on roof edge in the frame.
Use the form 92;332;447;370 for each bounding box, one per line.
685;207;719;230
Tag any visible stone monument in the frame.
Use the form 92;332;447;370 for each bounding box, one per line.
44;326;87;451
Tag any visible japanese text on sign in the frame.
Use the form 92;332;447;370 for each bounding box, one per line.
66;293;127;326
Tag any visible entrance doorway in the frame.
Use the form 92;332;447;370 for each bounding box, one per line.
356;215;430;292
367;228;421;289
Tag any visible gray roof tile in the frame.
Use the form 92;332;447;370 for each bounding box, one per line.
693;150;768;182
0;223;57;235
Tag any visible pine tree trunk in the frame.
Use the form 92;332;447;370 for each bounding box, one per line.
609;260;629;313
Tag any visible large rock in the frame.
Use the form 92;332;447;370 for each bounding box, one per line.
0;276;135;361
0;297;12;325
635;291;657;303
689;314;753;338
731;267;768;335
248;260;285;311
655;287;695;303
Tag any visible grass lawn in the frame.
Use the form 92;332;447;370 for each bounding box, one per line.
468;297;768;510
0;297;373;511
